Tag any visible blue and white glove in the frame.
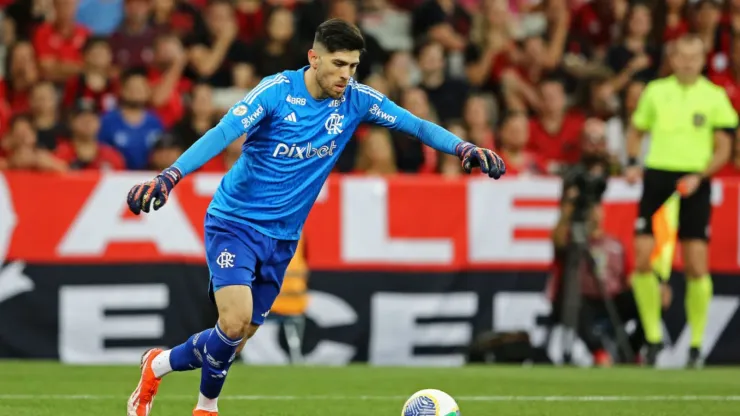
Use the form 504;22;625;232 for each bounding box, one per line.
455;142;506;179
126;166;182;215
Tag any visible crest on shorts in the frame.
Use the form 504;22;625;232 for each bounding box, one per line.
693;113;706;127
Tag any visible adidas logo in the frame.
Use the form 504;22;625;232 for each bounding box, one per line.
284;112;297;122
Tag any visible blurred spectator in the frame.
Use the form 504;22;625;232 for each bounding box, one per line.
184;0;252;88
392;87;436;172
570;0;625;60
75;0;124;36
3;41;40;115
248;7;306;81
579;74;619;121
62;36;119;114
0;114;66;172
30;81;68;151
606;2;660;94
54;103;125;170
605;80;646;168
527;76;586;174
33;0;90;83
464;0;517;90
360;0;413;52
695;0;727;77
109;0;160;72
462;93;495;150
654;0;689;43
4;0;53;41
169;83;217;149
382;50;416;102
150;0;206;41
711;36;740;114
328;0;387;81
148;33;191;128
149;131;184;171
412;0;470;52
234;0;265;44
355;127;398;175
415;39;469;123
99;69;164;170
497;112;544;176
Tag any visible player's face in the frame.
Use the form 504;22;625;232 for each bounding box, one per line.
316;50;361;99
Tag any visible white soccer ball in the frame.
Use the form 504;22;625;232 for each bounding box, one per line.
401;389;460;416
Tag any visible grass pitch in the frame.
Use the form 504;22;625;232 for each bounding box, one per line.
1;361;739;415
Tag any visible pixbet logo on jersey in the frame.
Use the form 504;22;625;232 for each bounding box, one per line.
241;105;264;128
272;141;338;159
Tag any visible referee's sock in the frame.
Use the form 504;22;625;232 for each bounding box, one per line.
686;274;713;349
631;272;663;344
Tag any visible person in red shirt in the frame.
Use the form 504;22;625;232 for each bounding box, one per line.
498;113;545;176
62;36;120;114
147;33;191;129
2;41;40;116
654;0;689;43
527;76;586;174
710;36;740;114
54;104;126;171
32;0;90;83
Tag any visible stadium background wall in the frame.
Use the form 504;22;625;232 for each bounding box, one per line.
1;172;740;368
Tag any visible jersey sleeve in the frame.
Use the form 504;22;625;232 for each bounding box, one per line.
172;74;289;176
631;82;656;131
355;82;464;155
219;74;289;138
712;87;739;129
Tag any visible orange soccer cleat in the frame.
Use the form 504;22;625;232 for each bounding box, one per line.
193;410;218;416
127;348;164;416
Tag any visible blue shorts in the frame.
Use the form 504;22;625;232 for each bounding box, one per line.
204;213;298;325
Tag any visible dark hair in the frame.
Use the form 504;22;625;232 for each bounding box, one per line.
83;36;109;53
314;18;365;53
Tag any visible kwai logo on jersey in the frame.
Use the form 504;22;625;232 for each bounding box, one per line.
241;105;264;129
286;95;306;106
369;104;397;123
272;141;338;160
325;114;344;134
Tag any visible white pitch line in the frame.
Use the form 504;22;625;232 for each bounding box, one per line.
1;395;739;402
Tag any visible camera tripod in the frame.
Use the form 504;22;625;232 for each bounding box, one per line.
555;207;635;365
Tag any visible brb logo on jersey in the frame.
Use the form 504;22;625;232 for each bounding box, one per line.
286;95;306;106
325;114;344;134
241;105;264;129
272;141;337;160
369;104;397;123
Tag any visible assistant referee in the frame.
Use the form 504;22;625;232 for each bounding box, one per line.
625;34;738;367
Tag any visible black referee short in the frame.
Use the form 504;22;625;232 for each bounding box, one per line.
635;168;712;241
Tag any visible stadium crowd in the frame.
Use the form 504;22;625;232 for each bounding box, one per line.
2;0;740;177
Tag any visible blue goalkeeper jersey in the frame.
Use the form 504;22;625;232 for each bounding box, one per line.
173;66;464;240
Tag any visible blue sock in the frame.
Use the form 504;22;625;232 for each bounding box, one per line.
169;328;212;371
200;323;242;399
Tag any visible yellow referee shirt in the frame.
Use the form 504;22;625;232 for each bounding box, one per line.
632;75;738;172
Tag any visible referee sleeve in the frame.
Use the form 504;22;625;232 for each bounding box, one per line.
631;83;655;131
712;88;739;130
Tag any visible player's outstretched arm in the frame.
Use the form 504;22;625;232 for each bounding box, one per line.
126;120;242;215
364;95;506;178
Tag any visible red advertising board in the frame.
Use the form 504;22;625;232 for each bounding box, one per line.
1;172;739;272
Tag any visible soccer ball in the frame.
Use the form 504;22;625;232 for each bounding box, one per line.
401;389;460;416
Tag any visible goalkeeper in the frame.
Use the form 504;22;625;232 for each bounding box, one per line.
625;34;737;367
123;19;505;416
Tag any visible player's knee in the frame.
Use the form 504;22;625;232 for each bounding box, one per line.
218;312;251;340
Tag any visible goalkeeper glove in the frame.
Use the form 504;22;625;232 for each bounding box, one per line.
126;166;182;215
455;142;506;179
